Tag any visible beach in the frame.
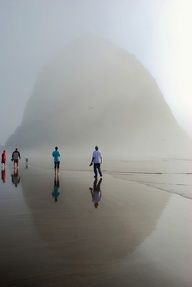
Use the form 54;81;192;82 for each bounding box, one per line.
0;159;191;286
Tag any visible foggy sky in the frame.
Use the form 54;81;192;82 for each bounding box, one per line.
7;37;192;159
0;0;192;144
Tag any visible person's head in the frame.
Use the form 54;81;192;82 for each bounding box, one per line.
15;148;18;151
95;146;98;151
3;150;5;153
55;146;58;150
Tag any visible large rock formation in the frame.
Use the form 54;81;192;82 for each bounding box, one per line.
6;37;192;158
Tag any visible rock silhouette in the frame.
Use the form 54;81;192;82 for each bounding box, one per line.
6;37;192;158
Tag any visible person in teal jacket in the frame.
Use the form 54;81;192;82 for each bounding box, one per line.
52;146;61;173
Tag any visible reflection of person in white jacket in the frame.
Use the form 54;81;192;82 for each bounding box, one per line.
89;178;102;208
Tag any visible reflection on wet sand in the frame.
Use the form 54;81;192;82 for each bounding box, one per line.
1;168;6;183
89;178;102;208
19;167;169;277
25;158;29;169
11;168;20;187
0;160;191;286
52;173;60;202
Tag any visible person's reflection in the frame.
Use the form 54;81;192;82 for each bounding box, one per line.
25;158;29;169
1;168;6;183
89;178;102;208
52;173;60;202
11;168;20;187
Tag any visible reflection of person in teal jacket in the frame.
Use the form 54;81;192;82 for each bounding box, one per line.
52;173;60;202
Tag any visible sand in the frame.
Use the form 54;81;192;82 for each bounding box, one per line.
0;159;191;287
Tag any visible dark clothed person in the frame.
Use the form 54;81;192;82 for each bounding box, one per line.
12;149;21;168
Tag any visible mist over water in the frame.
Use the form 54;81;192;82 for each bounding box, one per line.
6;37;192;160
1;1;192;146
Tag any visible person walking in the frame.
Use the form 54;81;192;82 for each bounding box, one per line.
12;148;21;169
1;150;6;170
52;146;61;173
89;146;102;178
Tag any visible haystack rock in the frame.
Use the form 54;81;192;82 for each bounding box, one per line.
6;37;192;158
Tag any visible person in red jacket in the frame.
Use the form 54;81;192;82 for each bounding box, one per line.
1;150;6;170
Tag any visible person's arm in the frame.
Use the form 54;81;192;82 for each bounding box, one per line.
89;187;93;195
89;152;94;166
89;156;94;166
18;152;21;159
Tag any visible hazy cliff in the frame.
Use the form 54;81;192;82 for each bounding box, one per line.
6;37;192;158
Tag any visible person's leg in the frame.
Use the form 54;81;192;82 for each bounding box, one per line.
97;163;102;177
93;178;97;190
57;161;60;172
94;163;97;178
57;175;60;187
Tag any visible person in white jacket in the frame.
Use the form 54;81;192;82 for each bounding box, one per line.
89;146;103;178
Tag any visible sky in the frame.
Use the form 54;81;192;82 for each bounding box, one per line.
0;0;192;144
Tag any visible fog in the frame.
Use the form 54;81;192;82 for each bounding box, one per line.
6;37;192;159
1;0;192;146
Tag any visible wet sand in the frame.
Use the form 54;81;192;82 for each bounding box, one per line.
0;160;191;287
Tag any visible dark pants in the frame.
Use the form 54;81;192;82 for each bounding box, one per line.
54;161;60;170
94;163;102;177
